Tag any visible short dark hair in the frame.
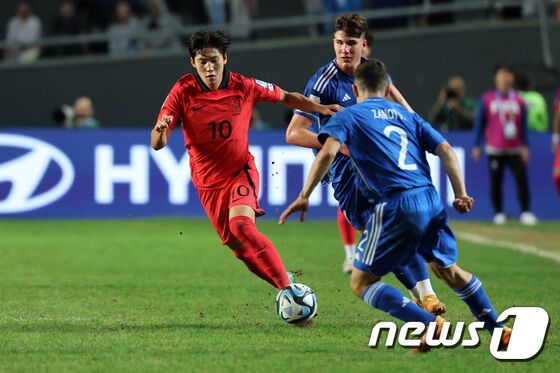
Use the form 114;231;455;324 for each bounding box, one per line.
334;13;368;38
493;63;514;77
365;32;374;47
355;59;389;93
187;30;230;58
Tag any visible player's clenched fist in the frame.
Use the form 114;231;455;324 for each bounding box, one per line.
453;195;474;214
155;115;173;132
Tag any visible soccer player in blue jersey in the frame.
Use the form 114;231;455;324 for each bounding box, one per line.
286;12;445;315
280;59;511;352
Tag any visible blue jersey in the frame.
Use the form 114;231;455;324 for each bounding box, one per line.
294;59;356;187
318;97;446;198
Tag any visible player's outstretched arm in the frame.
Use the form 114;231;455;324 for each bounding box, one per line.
388;84;415;113
436;141;474;214
279;90;342;116
286;113;352;156
278;137;341;224
151;115;173;150
286;114;323;150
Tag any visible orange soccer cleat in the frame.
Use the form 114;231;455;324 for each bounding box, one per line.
499;326;512;350
415;295;447;316
411;316;446;353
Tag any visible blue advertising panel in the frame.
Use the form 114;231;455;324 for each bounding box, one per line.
0;130;558;220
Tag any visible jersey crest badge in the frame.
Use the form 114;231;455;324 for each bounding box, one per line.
231;97;241;113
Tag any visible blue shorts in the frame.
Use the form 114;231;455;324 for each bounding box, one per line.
354;186;458;276
331;159;374;230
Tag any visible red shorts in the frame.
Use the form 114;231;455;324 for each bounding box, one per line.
198;159;264;245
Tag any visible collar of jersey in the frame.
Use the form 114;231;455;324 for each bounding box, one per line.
194;69;230;92
332;59;352;80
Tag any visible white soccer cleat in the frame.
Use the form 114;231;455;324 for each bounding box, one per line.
493;213;506;225
342;258;353;274
520;211;538;226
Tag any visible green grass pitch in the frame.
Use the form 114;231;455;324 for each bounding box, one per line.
0;219;558;372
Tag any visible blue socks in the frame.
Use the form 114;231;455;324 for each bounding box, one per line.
362;282;435;325
393;254;429;290
454;276;502;333
392;266;416;289
406;254;430;282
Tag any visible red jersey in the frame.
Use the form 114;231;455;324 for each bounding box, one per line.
158;70;282;189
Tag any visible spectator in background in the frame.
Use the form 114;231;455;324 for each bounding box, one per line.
303;0;323;36
324;0;363;32
4;0;42;63
229;0;257;39
139;0;181;52
71;96;100;128
50;0;89;57
472;64;537;226
54;96;100;128
107;1;139;56
203;0;226;25
325;0;363;14
553;88;560;192
430;75;476;131
515;73;548;132
521;0;539;18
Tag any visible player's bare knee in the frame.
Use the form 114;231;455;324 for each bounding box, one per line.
350;270;379;298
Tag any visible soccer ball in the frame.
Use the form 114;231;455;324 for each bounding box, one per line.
275;283;317;325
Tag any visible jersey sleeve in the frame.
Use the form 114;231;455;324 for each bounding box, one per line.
415;113;446;154
157;82;181;130
293;76;323;123
318;110;350;145
248;78;282;103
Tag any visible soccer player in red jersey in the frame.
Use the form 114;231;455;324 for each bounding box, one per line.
151;30;341;290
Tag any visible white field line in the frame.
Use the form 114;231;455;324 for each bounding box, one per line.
456;231;560;264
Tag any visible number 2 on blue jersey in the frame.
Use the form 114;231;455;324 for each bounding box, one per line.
383;125;418;171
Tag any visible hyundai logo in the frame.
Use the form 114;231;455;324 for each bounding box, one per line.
0;134;74;213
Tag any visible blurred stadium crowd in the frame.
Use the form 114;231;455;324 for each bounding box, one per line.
1;0;559;136
2;0;560;64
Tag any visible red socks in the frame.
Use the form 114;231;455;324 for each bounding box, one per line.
337;208;356;245
229;216;291;290
230;244;277;288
